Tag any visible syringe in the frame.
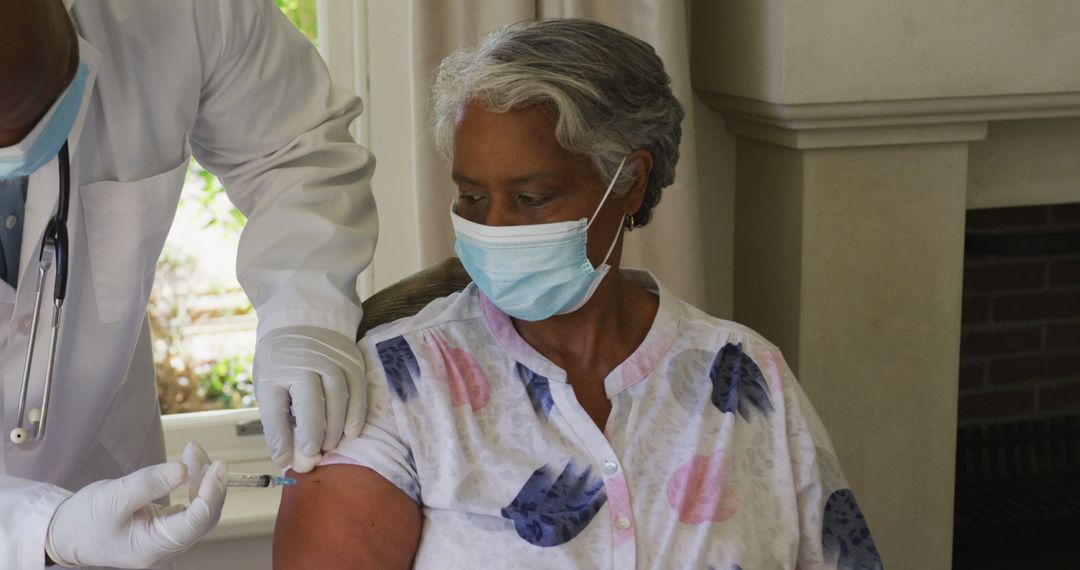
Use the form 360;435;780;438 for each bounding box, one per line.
227;473;298;488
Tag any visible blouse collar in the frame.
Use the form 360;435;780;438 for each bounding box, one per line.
480;268;681;397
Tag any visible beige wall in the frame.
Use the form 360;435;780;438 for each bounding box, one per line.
694;0;1080;104
691;0;786;103
732;140;804;369
693;94;738;318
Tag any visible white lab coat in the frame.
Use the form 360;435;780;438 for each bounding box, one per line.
0;1;377;568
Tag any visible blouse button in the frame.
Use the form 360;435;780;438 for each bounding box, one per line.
615;516;632;531
602;460;618;475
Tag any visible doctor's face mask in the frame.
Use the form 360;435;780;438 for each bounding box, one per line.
451;156;629;322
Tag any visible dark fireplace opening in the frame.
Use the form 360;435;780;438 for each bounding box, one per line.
953;203;1080;570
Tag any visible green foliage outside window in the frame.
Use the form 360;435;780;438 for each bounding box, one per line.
275;0;319;43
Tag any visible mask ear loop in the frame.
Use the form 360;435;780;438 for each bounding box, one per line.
586;155;629;231
596;212;625;268
586;155;631;269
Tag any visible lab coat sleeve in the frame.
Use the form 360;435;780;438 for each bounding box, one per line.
188;0;377;341
0;474;72;570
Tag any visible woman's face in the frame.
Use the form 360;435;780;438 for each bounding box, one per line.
452;102;634;267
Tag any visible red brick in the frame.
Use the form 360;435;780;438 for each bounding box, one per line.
963;261;1045;292
1039;382;1080;413
1050;259;1080;288
960;327;1042;357
958;388;1035;421
966;206;1049;231
987;352;1080;385
993;291;1080;321
1050;203;1080;226
1047;323;1080;350
958;361;985;390
962;295;990;325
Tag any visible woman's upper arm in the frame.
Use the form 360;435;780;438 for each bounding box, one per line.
274;464;422;569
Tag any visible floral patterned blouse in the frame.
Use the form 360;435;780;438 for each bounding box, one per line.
320;270;882;570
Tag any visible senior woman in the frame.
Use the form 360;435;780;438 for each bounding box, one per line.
274;18;881;570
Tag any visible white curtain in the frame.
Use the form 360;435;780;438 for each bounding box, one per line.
406;0;708;307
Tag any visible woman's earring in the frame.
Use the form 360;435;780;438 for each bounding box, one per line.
625;213;638;232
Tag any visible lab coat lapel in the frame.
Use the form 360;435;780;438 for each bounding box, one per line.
19;166;59;296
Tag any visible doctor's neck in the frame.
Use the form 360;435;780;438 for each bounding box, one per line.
0;0;79;147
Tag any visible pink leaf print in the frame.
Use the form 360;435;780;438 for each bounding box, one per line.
431;335;491;411
666;453;739;524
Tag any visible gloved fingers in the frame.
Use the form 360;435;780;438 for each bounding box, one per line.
257;384;294;468
343;355;367;439
323;335;367;370
289;373;326;458
159;503;187;517
157;460;228;546
291;437;321;474
320;365;348;451
116;462;187;514
315;332;365;440
182;442;212;503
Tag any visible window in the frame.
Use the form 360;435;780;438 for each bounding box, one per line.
152;0;319;416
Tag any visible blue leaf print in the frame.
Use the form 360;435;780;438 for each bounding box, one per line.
709;343;774;420
376;336;420;402
500;461;607;547
822;489;882;570
516;362;554;418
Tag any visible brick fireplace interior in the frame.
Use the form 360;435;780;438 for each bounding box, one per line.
953;202;1080;569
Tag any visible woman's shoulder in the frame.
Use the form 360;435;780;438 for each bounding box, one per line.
672;297;784;360
360;284;485;347
627;269;784;360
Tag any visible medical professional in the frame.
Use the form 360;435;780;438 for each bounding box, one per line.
0;1;375;568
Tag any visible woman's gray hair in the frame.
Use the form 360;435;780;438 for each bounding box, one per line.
432;18;683;226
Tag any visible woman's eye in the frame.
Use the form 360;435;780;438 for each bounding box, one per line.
457;193;482;205
518;194;553;207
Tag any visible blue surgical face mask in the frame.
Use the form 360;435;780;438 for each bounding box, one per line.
0;61;89;179
452;156;629;322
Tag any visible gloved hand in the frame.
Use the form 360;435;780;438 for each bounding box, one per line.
45;442;228;568
253;325;366;472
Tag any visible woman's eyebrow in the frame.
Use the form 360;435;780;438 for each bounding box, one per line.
507;172;561;185
451;172;562;187
451;172;481;186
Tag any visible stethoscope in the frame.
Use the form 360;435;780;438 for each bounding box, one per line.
9;142;71;445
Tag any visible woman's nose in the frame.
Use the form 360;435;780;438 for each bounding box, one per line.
479;200;516;227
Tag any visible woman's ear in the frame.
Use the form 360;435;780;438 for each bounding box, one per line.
624;149;653;216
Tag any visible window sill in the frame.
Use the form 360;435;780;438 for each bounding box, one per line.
162;409;279;543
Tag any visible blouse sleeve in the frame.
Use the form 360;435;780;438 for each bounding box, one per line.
317;337;421;504
767;347;884;570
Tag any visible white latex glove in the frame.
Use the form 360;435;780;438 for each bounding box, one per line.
253;325;366;471
45;443;228;568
